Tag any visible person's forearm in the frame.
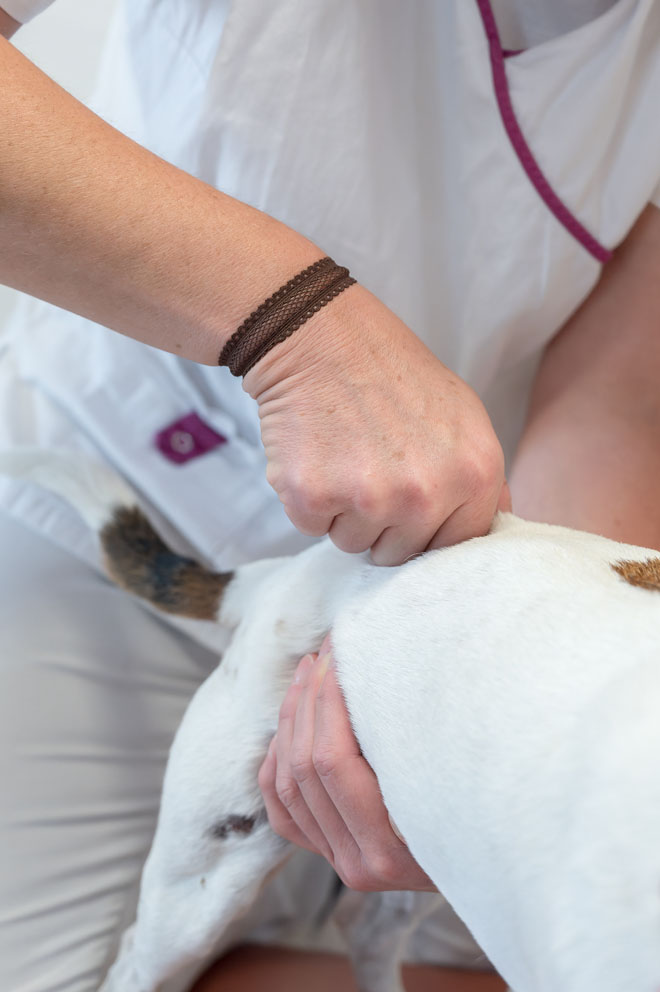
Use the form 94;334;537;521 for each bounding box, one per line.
0;35;321;364
0;34;509;564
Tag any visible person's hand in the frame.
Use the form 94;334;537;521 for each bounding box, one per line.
245;282;506;565
258;638;436;892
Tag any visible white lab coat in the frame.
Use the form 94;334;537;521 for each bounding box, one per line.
2;0;660;572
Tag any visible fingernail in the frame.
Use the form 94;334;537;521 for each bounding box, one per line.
293;653;316;684
388;813;407;845
316;651;332;679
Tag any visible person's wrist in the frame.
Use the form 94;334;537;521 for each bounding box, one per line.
221;256;355;379
242;278;365;401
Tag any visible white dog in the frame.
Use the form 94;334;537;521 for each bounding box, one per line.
3;449;660;992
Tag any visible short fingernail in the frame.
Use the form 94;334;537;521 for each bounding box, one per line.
388;813;407;845
316;651;333;679
293;653;316;684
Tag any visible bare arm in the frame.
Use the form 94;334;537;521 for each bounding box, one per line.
510;203;660;550
0;29;506;562
0;33;321;364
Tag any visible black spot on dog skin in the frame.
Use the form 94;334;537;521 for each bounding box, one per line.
209;810;268;841
100;506;233;619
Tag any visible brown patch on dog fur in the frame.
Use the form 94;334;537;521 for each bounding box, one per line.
612;558;660;591
100;506;232;619
209;812;267;841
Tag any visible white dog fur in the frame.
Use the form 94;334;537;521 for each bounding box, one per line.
2;449;660;992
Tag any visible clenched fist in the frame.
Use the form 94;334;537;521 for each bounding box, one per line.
245;282;506;564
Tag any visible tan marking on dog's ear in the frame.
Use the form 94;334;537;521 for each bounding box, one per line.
612;558;660;591
100;506;232;620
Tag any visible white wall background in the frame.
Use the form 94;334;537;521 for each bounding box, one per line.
0;0;118;327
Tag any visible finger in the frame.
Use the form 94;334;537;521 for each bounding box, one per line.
318;633;333;656
426;491;498;550
258;736;320;852
285;508;335;538
260;656;322;853
274;657;335;859
369;518;443;567
291;651;361;864
387;813;407;844
329;510;385;555
314;664;433;888
265;460;337;538
311;662;397;852
279;489;336;538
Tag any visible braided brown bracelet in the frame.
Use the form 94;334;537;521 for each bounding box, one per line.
218;256;356;376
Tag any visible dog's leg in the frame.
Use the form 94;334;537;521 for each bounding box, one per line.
98;835;290;992
334;889;441;992
97;661;292;992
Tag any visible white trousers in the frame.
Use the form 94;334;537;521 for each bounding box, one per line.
0;511;487;991
0;512;220;990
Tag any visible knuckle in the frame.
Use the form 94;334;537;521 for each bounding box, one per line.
398;477;434;517
271;467;333;519
285;470;311;506
265;807;293;840
465;441;504;498
302;487;335;519
413;485;436;518
352;479;382;517
275;777;300;812
281;465;321;506
312;744;337;780
289;750;314;785
339;863;378;892
364;849;400;886
338;865;368;891
288;489;337;534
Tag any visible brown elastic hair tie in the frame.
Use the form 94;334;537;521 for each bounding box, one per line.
219;256;356;376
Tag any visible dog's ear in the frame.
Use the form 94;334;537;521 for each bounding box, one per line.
612;558;660;592
100;506;232;620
